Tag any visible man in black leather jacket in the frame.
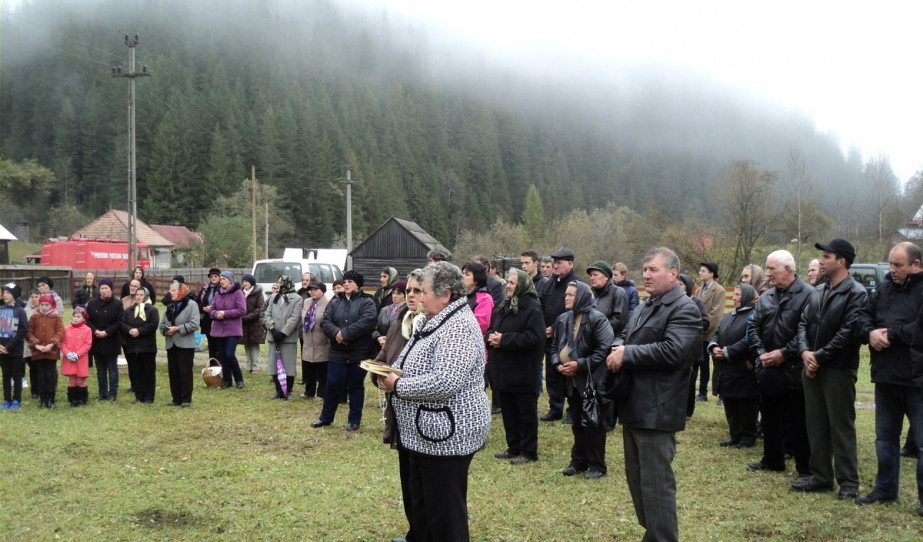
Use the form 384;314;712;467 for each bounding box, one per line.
793;239;868;499
856;242;923;509
607;247;701;542
746;249;813;482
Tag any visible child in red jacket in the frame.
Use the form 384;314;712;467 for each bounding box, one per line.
61;306;93;407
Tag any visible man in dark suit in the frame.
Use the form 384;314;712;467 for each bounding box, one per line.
606;247;701;542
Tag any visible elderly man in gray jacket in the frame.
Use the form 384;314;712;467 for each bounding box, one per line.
607;247;702;542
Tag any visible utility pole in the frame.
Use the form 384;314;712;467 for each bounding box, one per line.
340;166;357;269
112;34;150;271
251;166;257;264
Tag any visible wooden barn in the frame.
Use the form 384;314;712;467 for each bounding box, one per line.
349;217;452;281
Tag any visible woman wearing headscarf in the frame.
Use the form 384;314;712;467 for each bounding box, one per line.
210;270;247;389
740;264;770;293
86;278;124;401
300;281;331;399
160;281;199;407
373;266;399;310
486;268;545;464
240;274;265;374
552;281;615;479
378;262;490;541
120;265;156;304
120;287;160;404
707;283;760;448
263;275;303;399
73;272;97;309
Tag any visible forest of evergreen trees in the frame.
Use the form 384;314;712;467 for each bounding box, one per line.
1;0;909;261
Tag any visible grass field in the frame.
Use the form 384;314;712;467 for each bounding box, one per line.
2;333;922;541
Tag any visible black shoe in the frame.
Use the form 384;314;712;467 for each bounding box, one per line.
220;382;232;389
855;489;898;505
918;505;923;517
562;464;586;476
900;448;918;458
180;403;191;408
748;462;784;472
510;456;535;465
790;479;833;493
541;411;563;422
491;406;502;415
695;394;708;402
106;394;116;402
310;420;331;428
345;423;359;432
494;450;516;459
166;402;179;407
391;538;408;542
837;487;859;500
562;415;573;425
96;395;108;401
584;470;605;479
716;398;723;406
270;392;285;400
735;441;754;449
720;438;739;447
236;381;245;389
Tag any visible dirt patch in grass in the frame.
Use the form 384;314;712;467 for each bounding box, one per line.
131;506;199;529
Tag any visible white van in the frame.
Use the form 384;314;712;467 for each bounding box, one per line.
251;248;346;301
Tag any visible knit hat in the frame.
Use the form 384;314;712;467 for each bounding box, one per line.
39;293;56;307
171;275;185;284
2;282;21;301
98;277;114;289
391;280;407;294
73;306;88;317
242;274;257;286
37;276;54;289
343;270;364;288
219;270;234;281
586;260;613;280
208;268;221;277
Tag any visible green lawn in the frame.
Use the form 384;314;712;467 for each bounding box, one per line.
2;339;920;540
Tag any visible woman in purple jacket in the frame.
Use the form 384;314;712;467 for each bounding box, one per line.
210;271;247;388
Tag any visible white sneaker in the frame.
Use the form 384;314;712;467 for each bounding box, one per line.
22;377;29;389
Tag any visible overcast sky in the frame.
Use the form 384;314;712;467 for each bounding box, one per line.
364;0;923;182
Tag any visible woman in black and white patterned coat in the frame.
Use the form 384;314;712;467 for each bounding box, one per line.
379;262;491;542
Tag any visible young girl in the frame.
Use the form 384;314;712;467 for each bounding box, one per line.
61;306;93;407
27;294;64;408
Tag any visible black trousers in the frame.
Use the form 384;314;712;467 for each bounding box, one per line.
302;361;327;397
723;396;759;444
167;346;195;404
566;389;607;473
759;387;810;474
544;351;565;415
33;358;58;397
126;351;156;402
498;390;539;459
0;354;24;402
405;451;474;542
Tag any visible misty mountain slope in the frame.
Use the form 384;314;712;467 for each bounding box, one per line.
0;0;859;248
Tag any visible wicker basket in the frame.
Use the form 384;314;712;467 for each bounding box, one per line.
201;358;224;388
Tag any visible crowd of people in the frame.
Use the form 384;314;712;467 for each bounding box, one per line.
2;238;923;541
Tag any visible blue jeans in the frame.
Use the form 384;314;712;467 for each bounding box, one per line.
213;336;243;385
94;354;119;398
873;383;923;501
319;362;366;425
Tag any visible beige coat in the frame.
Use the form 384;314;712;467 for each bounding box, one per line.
300;295;330;362
696;280;726;341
